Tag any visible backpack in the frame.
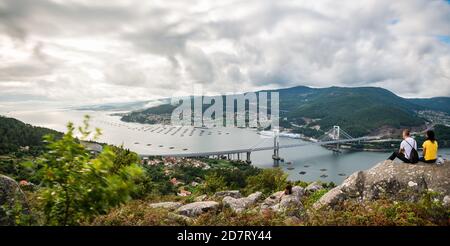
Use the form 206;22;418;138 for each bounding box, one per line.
405;140;419;164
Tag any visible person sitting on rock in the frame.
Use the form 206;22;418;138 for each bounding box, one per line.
420;130;438;163
387;129;417;163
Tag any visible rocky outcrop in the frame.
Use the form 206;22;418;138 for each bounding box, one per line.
305;182;323;194
194;194;208;202
214;190;242;199
222;192;263;212
443;195;450;208
261;186;304;215
149;202;183;211
314;160;450;209
176;201;220;217
0;175;29;225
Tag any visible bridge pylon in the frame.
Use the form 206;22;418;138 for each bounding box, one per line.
333;125;341;153
272;129;280;166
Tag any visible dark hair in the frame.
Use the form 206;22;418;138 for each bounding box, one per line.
426;130;436;143
403;129;411;136
285;184;292;195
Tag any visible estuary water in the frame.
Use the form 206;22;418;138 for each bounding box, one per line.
4;108;450;184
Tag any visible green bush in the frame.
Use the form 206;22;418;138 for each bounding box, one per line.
200;172;228;194
33;115;143;225
244;168;288;195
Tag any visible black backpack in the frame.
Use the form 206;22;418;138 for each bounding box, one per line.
405;140;419;164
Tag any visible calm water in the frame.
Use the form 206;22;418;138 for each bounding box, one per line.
4;108;450;184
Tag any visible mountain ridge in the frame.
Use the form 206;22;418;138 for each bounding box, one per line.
117;85;450;137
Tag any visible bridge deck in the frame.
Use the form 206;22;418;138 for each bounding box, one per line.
140;136;380;158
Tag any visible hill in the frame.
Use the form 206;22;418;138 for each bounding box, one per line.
407;97;450;114
277;86;427;137
0;116;62;155
119;86;450;137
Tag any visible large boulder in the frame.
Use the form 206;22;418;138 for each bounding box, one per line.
176;201;220;217
214;190;242;199
443;195;450;208
314;160;450;209
260;186;304;215
149;202;183;211
305;182;323;194
222;192;263;212
0;175;29;225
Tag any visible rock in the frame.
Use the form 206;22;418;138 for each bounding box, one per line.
222;192;263;212
0;175;29;225
214;190;242;199
292;186;305;198
167;213;193;224
443;195;450;208
260;191;284;210
312;188;345;210
176;201;220;217
313;160;450;209
260;186;304;215
278;195;303;215
149;202;183;211
194;194;208;202
305;182;323;193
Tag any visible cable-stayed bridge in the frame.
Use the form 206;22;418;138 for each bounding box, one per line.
140;125;382;166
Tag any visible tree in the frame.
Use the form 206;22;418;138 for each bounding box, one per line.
35;115;143;225
201;172;227;194
245;168;287;195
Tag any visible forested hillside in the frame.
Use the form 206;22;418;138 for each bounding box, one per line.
119;86;450;138
0;116;61;155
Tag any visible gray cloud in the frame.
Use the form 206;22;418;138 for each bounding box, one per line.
0;0;449;105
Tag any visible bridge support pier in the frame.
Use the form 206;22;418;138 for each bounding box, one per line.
246;152;251;164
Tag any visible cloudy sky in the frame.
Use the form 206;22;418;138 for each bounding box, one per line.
0;0;449;107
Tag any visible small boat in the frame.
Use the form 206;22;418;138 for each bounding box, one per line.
304;165;310;168
286;161;292;165
320;168;327;172
134;142;139;144
320;174;328;178
287;167;295;170
338;173;346;176
169;147;175;149
146;144;152;146
299;171;306;175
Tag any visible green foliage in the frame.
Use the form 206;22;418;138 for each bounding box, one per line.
0;116;62;155
244;168;288;195
89;200;187;226
201;172;228;194
308;191;449;226
303;189;328;208
133;164;176;198
34;115;143;225
193;208;287;226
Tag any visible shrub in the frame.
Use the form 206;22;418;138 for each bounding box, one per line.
34;115;143;225
89;200;187;226
306;192;450;226
244;168;288;195
200;172;228;194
